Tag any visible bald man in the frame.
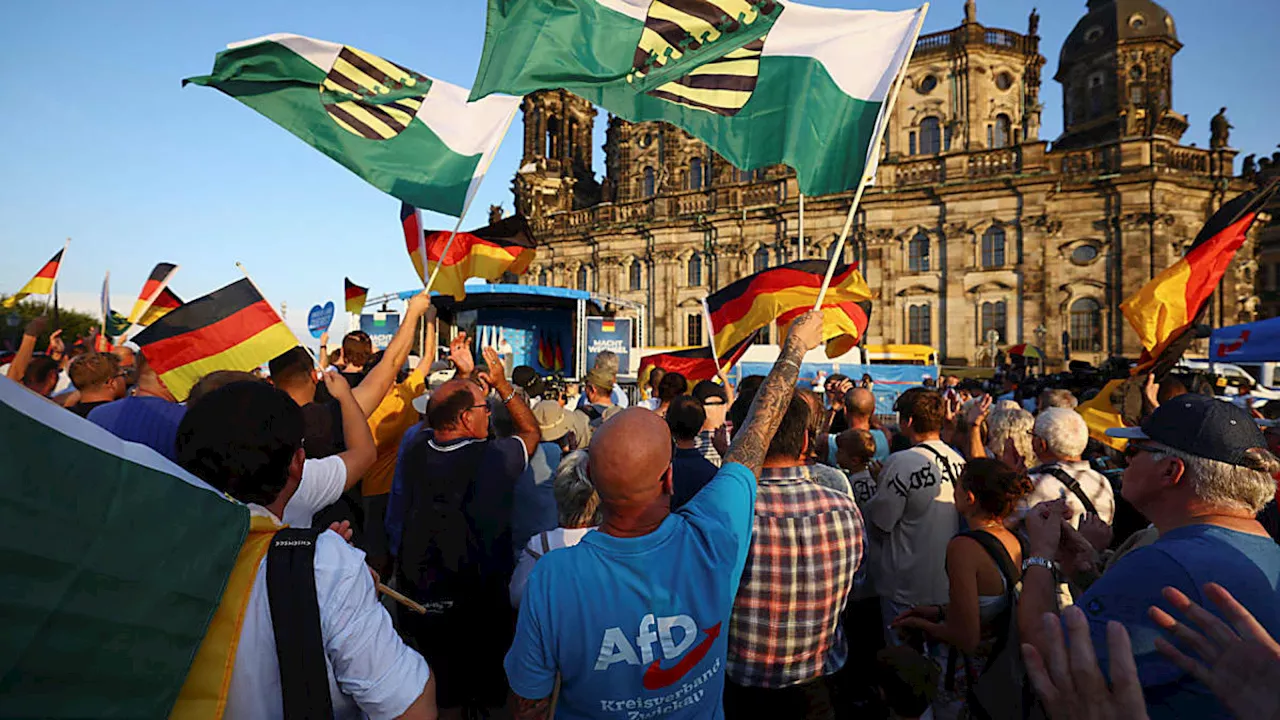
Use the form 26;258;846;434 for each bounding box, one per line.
504;311;825;719
388;345;539;718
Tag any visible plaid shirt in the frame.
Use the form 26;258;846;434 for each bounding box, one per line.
727;464;864;688
694;429;722;466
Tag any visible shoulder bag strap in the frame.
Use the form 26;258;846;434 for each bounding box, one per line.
918;442;958;484
1032;464;1098;517
267;527;334;720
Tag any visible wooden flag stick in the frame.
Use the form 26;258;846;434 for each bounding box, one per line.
813;3;928;310
702;297;727;381
377;582;427;614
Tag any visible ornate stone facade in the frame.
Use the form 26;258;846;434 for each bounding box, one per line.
512;0;1255;366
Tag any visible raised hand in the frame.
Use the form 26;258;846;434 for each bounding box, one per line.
450;332;475;377
478;346;509;390
785;310;824;354
320;369;354;401
1021;607;1149;720
966;393;993;430
1151;583;1280;720
24;315;48;338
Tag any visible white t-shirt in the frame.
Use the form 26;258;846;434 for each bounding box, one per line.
509;526;596;607
227;506;430;719
862;440;963;607
282;456;347;529
1018;460;1116;528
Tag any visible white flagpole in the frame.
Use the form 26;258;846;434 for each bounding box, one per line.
798;193;805;259
421;108;519;294
813;3;928;310
236;262;314;360
702;297;727;380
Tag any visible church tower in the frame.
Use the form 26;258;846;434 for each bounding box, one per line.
513;90;601;218
1054;0;1185;149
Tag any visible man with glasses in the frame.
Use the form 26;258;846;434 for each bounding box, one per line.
1019;394;1280;719
388;344;539;720
65;351;127;418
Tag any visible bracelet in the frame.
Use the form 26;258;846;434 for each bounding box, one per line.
501;388;517;404
1022;556;1058;576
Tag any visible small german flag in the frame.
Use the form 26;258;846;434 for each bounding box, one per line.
705;260;872;356
132;279;296;401
127;263;179;325
639;334;754;385
779;298;872;358
3;248;64;308
402;202;537;301
345;277;368;314
1123;181;1279;372
137;287;184;327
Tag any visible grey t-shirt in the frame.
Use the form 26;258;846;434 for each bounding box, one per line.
862;440;963;607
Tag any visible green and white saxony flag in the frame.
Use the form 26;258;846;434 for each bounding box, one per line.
186;34;520;217
470;0;925;196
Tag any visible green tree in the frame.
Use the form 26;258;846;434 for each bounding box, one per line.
0;297;101;353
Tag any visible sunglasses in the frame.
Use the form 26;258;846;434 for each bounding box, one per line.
1124;441;1161;459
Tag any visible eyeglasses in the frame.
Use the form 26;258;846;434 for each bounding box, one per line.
1124;441;1160;459
467;403;490;413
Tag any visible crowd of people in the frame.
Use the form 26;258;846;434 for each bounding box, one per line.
5;304;1280;720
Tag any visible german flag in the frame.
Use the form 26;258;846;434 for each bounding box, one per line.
639;334;754;385
345;277;368;314
3;249;64;308
132;279;296;401
126;263;179;325
402;202;537;301
779;299;872;358
137;287;183;327
705;260;872;355
1122;182;1279;372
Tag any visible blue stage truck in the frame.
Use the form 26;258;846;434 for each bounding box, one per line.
391;282;646;381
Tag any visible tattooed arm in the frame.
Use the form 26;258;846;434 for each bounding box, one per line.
723;311;825;475
509;693;551;720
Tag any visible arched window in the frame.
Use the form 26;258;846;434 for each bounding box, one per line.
687;253;702;286
992;114;1012;149
689;158;704;190
629;261;643;291
1070;298;1103;352
981;226;1006;268
686;313;704;346
919;116;942;155
546;115;560;157
908;304;932;345
1088;74;1105;118
980;301;1007;343
642;167;656;197
908;232;930;272
577;265;589;291
753;246;771;274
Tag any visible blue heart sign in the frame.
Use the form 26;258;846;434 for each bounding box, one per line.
307;301;335;339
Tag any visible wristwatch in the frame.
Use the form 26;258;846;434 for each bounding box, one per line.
1022;556;1058;575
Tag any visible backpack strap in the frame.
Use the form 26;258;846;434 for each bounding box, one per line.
917;442;959;484
1031;464;1098;517
267;527;333;720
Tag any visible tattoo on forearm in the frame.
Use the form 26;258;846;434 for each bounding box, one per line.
724;339;804;474
513;695;551;720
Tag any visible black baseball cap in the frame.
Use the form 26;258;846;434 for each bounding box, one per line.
1106;393;1267;467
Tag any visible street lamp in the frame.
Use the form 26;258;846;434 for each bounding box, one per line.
1034;324;1047;376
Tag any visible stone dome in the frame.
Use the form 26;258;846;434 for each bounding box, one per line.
1058;0;1178;74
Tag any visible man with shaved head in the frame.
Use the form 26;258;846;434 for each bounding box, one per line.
505;312;826;719
388;343;539;719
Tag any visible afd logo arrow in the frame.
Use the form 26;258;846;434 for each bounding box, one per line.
1217;330;1251;357
641;623;722;690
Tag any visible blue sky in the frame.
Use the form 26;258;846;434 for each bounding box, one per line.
2;0;1276;345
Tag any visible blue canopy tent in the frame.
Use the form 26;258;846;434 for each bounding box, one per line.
1209;316;1280;363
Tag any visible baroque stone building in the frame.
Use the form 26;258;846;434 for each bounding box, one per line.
512;0;1256;366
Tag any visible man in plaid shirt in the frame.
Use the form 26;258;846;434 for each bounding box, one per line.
724;389;864;719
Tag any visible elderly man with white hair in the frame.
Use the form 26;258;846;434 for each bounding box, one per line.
1017;407;1115;528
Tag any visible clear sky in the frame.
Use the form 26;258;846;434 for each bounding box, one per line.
2;0;1276;345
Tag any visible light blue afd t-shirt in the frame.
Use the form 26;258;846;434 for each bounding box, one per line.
1079;524;1280;720
505;462;756;719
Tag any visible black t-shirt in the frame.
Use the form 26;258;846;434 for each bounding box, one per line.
1259;500;1280;545
69;401;111;419
301;399;346;459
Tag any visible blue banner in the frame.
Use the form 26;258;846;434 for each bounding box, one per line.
359;312;400;350
732;362;938;416
1210;317;1280;363
586;317;632;374
307;302;334;339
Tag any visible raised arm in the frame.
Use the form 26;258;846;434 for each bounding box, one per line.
321;370;377;488
351;293;435;417
7;316;48;383
479;346;540;458
723;311;824;475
